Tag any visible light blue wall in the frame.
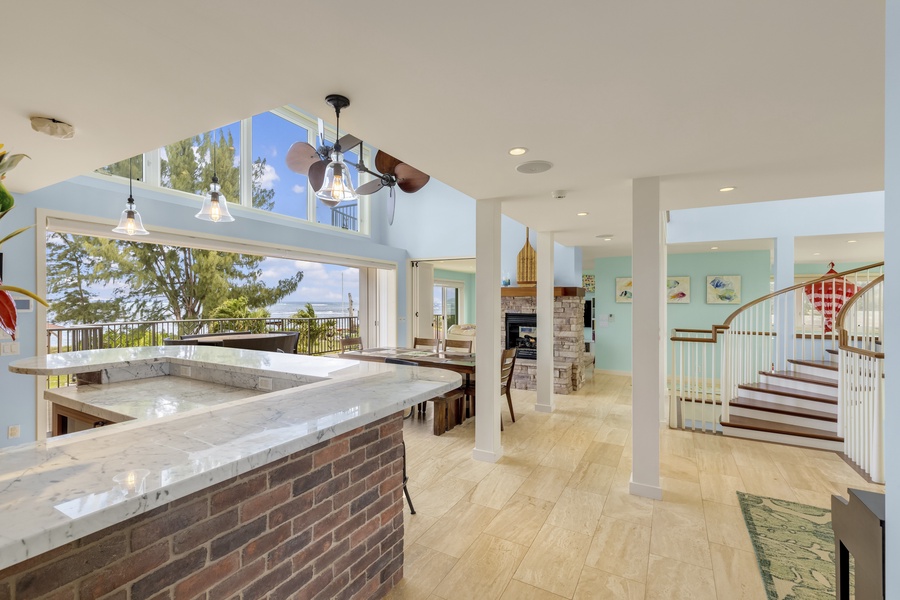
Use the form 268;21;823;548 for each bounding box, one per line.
590;250;771;373
501;217;582;286
434;269;476;324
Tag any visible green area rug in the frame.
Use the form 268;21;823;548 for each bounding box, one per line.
737;492;850;600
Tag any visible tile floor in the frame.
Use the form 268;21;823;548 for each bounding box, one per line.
387;373;883;600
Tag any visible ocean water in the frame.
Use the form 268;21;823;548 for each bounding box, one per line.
267;301;354;319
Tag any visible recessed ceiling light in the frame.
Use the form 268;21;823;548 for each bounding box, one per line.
719;187;736;192
508;147;528;156
577;212;588;216
710;246;719;250
603;238;613;242
848;240;857;243
813;252;821;256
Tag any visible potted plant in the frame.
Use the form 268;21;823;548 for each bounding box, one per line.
0;144;48;340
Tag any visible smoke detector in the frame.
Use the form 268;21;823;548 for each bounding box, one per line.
30;117;75;139
551;190;567;199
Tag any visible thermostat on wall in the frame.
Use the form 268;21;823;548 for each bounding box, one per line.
13;298;33;312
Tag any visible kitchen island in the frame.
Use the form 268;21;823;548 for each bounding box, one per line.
0;346;460;599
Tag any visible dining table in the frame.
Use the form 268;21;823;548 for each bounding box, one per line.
191;332;286;345
339;347;476;434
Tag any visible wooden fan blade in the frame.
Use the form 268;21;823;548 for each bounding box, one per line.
395;163;430;194
375;150;402;175
286;142;320;175
356;179;385;195
338;134;361;152
308;160;328;192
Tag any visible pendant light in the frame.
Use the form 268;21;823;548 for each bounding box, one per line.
195;131;235;222
112;157;149;236
316;94;359;208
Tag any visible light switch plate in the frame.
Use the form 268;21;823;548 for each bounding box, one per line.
259;377;273;391
1;342;19;356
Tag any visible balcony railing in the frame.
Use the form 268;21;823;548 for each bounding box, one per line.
331;203;358;230
47;316;359;387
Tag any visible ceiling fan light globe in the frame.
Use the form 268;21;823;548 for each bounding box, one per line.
195;183;235;222
316;153;359;205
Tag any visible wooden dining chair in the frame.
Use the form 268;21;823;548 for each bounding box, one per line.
270;331;300;354
413;337;439;351
163;338;198;346
462;347;517;430
443;338;473;354
340;336;363;352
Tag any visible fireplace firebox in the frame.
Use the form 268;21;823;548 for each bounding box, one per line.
505;313;537;359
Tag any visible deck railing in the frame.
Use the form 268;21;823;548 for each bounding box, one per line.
836;275;885;482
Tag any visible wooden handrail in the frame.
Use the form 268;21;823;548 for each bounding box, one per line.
837;274;885;359
722;262;883;328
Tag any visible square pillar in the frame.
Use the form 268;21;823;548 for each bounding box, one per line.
630;177;663;500
536;231;555;412
473;198;503;463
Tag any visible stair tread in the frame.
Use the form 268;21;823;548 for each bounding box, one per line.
759;370;838;387
676;396;722;406
788;358;839;372
738;382;837;404
825;348;838;355
721;415;843;442
730;397;836;421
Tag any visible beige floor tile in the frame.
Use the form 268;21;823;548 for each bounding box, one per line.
792;488;836;510
773;460;834;493
593;423;629;445
545;488;606;536
695;448;742;477
645;554;717;600
447;457;497;483
432;534;528;600
539;439;591;472
416;500;500;558
698;471;747;506
650;505;712;569
389;543;458;600
499;579;568;600
567;461;617;496
602;489;654;528
492;455;539;479
737;465;799;501
484;493;555;547
583;440;625;467
573;566;645;600
513;524;592;598
405;512;438;548
584;515;651;583
702;500;753;552
517;465;573;503
410;476;478;518
709;543;767;599
469;469;527;510
660;453;700;482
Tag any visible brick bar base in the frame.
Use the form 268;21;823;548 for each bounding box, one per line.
0;413;405;600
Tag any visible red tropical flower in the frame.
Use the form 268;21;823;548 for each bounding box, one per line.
0;283;17;341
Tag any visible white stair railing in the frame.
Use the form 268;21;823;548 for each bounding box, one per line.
836;275;885;483
669;329;722;432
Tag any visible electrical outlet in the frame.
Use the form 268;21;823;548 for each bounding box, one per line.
259;377;273;391
8;425;20;439
180;366;192;378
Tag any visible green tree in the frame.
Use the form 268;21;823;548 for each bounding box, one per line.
49;127;302;325
208;297;269;333
46;233;125;324
291;303;336;354
95;154;143;181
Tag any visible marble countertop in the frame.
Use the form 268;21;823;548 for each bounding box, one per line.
1;347;461;571
45;377;266;423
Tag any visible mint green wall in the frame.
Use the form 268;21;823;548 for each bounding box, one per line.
434;269;476;324
590;251;771;372
795;261;877;277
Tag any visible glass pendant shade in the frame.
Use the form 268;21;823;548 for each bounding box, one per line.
195;178;234;222
316;151;359;207
112;198;149;236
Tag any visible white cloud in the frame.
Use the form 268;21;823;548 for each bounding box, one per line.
292;184;304;194
256;163;280;189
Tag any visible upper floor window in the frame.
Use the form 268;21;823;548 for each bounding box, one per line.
161;123;241;205
95;155;143;180
251;111;309;219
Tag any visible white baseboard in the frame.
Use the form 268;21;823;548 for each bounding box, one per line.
534;403;554;413
472;447;504;463
629;476;663;500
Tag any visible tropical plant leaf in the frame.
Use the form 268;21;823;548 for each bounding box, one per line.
0;184;13;215
0;224;34;247
0;285;49;307
0;153;29;176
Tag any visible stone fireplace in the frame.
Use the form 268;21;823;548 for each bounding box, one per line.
500;287;587;394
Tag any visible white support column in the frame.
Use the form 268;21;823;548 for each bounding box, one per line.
773;235;795;369
630;177;663;500
883;3;899;595
773;236;795;292
536;231;555;412
473;198;503;463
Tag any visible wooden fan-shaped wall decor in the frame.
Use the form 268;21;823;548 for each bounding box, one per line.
517;227;537;286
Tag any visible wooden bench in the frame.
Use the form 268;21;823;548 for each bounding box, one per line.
429;387;465;435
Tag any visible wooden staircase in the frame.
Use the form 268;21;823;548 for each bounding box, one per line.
721;355;842;451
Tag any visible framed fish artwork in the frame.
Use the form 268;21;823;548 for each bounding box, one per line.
666;276;690;304
707;275;741;304
615;277;633;303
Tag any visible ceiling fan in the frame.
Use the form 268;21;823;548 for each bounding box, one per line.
285;94;430;225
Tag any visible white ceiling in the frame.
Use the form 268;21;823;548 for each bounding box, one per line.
0;1;885;257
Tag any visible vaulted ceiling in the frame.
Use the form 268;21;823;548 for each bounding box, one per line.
1;1;885;255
